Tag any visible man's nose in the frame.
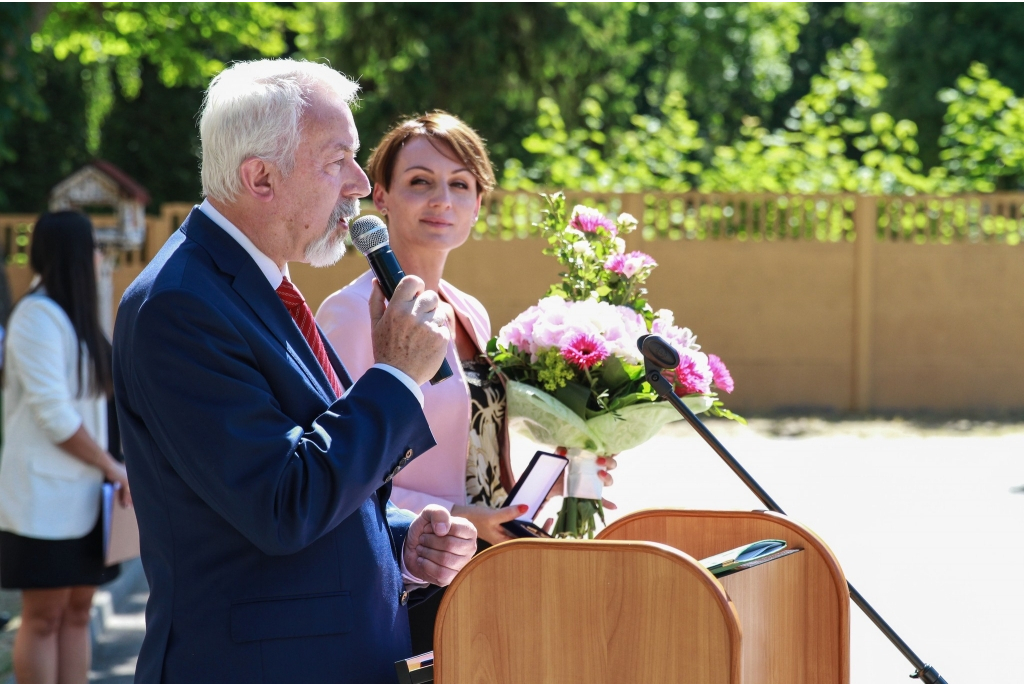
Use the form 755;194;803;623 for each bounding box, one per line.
344;163;371;198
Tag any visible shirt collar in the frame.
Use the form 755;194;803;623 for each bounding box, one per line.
199;199;290;290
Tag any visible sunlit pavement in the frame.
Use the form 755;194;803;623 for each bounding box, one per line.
89;558;147;683
519;417;1024;684
88;418;1024;682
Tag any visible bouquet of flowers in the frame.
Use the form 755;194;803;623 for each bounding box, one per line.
487;193;742;538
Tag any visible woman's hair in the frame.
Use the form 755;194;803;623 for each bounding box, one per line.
28;211;113;398
199;59;360;203
366;111;496;194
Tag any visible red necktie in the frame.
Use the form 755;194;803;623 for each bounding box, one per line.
276;277;344;399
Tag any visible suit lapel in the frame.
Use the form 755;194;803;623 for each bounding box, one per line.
182;208;337;404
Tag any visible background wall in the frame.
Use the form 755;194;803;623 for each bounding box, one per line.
241;232;1024;414
5;194;1024;414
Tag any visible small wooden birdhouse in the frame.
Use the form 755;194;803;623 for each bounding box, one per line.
48;159;151;249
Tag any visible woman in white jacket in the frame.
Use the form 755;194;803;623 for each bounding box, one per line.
0;211;131;684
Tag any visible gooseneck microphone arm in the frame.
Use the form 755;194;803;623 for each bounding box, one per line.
638;334;947;684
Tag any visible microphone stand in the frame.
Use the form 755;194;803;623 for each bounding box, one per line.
644;361;947;684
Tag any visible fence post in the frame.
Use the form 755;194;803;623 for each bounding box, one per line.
851;196;876;412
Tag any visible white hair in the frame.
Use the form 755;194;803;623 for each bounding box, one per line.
199;59;359;203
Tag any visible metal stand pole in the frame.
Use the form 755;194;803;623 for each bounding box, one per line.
645;364;947;684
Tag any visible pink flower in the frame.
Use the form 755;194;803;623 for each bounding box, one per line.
672;349;712;395
604;251;657;278
561;332;609;369
708;354;734;394
569;206;617;235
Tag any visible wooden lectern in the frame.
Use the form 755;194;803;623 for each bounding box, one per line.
433;509;848;683
599;509;850;683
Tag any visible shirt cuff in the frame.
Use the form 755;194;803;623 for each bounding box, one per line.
371;363;425;408
399;542;430;591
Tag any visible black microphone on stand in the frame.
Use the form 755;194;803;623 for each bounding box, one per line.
350;215;453;386
637;334;947;685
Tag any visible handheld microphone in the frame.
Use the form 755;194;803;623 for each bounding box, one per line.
349;215;453;385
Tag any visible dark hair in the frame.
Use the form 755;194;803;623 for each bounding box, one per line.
27;211;113;398
366;110;496;194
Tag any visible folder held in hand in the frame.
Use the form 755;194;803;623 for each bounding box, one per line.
103;482;141;566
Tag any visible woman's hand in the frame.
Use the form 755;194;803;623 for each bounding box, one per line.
543;455;620;510
597;455;619;511
450;503;528;545
103;458;133;508
597;455;618;487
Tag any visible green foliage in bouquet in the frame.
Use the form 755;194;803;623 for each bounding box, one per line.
537;192;654;316
488;338;655;423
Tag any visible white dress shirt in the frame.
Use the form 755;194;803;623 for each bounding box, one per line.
199;200;424;405
198;201;428;587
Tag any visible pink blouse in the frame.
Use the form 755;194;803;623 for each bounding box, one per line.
316;270;494;513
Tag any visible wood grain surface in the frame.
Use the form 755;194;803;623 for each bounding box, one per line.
433;539;742;683
598;509;850;683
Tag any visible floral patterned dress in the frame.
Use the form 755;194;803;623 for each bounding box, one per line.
462;358;508;508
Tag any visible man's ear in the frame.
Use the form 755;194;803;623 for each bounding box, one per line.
238;157;275;202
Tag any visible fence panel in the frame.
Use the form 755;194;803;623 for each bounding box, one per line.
876;194;1024;244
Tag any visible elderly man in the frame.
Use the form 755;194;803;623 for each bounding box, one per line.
113;59;477;683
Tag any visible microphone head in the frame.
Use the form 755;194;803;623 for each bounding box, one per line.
350;215;389;255
639;334;681;369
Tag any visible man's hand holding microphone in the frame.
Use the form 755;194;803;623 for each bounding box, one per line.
368;272;477;586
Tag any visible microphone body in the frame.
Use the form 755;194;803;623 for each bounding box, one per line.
349;216;453;385
365;245;406;301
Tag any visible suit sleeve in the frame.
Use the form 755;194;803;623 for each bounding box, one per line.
126;288;436;556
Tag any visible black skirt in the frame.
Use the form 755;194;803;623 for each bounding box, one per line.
0;513;120;590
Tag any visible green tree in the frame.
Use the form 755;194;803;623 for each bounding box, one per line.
704;39;942;195
295;2;608;165
501;91;704;192
298;3;809;169
98;64;206;208
0;2;296;211
937;63;1024;191
869;2;1024;168
0;53;91;212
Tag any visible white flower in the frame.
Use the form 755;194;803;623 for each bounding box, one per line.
572;240;594;257
654;309;674;326
617;213;639;233
613;237;626;254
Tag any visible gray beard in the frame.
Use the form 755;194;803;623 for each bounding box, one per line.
305;197;360;268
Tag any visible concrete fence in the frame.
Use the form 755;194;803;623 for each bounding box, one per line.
4;192;1024;414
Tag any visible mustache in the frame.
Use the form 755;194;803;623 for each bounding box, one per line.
329;198;360;229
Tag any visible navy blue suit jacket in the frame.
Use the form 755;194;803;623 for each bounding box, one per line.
113;208;436;683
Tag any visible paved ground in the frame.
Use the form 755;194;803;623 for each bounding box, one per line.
519;417;1024;684
89;559;148;683
81;416;1024;683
